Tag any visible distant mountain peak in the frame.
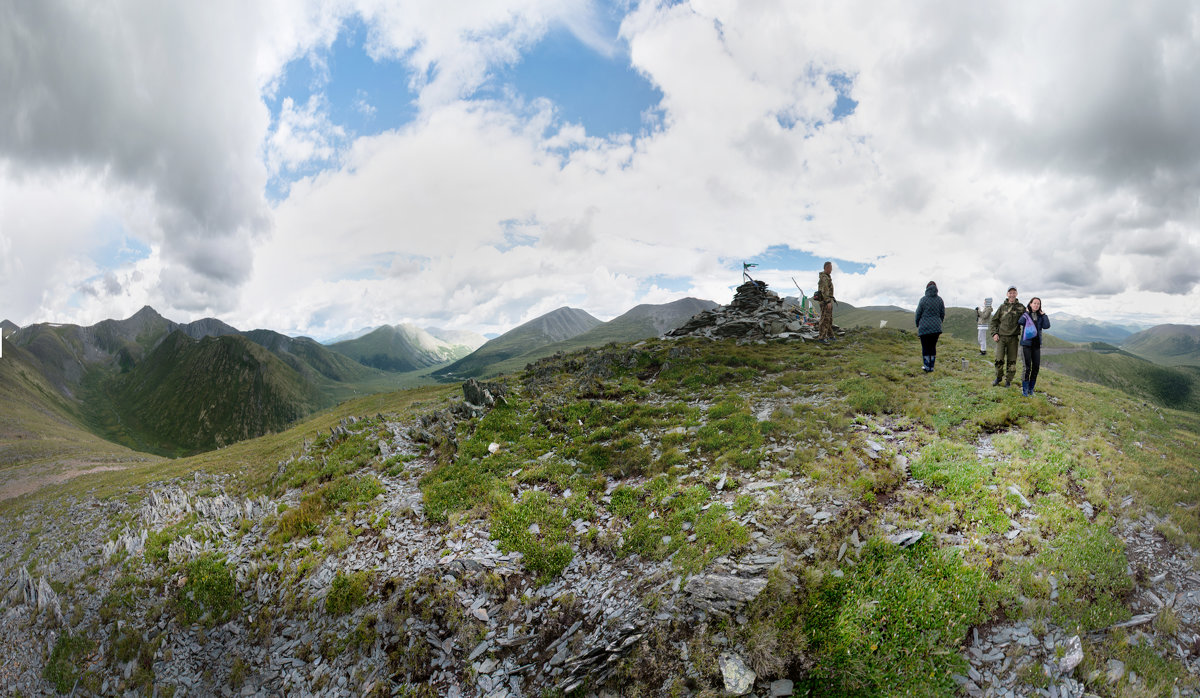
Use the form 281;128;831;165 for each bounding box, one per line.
127;305;166;322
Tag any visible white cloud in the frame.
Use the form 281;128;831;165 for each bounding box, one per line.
267;95;348;177
3;0;1200;338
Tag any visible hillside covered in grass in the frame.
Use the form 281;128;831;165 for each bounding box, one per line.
2;329;1199;696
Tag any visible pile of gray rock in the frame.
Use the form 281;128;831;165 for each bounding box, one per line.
665;280;832;341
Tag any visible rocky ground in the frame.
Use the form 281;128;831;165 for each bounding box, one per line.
2;283;1198;696
3;404;1198;696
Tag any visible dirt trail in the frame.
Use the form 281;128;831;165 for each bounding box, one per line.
0;461;130;502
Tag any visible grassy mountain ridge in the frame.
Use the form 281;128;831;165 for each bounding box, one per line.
328;324;474;372
474;297;719;378
1043;348;1200;412
432;306;601;380
6;308;415;457
96;332;328;456
0;335;160;501
1121;324;1200;367
3;328;1198;695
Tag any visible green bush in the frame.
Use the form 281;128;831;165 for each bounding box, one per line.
44;633;94;693
177;554;238;625
322;474;384;508
326;571;371;615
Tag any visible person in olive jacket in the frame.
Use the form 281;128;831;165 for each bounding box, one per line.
915;281;945;372
988;286;1026;387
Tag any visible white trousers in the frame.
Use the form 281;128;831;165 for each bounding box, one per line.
977;325;988;351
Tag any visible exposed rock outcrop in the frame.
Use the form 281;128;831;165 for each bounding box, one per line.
666;280;836;341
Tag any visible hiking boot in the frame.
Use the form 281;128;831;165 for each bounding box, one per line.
992;377;1001;386
1004;378;1012;388
979;350;987;355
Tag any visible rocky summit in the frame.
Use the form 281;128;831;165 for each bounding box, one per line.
2;321;1200;697
665;281;838;341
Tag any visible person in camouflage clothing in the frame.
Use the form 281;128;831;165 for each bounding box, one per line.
817;261;835;342
988;286;1025;386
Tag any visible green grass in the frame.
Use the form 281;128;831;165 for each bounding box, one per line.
802;538;999;695
490;490;574;582
607;478;750;574
326;571;372;615
910;440;1009;535
43;633;95;693
176;553;238;626
1037;523;1132;632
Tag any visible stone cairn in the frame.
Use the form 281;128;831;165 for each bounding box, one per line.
665;279;835;341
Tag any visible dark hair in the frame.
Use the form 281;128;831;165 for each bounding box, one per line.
1028;297;1042;314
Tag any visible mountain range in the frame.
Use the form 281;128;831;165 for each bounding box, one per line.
431;298;717;381
2;307;399;456
3;295;1196;460
1;298;719;458
328;324;484;372
1119;324;1200;366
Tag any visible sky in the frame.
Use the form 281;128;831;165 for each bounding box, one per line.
2;0;1199;340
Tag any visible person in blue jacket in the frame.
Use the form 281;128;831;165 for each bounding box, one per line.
915;281;945;372
1019;297;1051;396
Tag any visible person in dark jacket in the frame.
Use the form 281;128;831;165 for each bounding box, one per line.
1018;297;1051;396
914;281;945;372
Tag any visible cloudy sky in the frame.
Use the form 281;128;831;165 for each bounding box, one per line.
2;0;1199;339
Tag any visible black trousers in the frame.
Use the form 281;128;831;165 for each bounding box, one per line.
1021;344;1041;383
920;332;941;356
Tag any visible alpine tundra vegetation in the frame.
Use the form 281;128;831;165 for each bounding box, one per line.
2;327;1200;697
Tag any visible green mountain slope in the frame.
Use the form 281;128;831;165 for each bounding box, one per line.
99;332;328;456
0;335;160;501
480;297;718;377
1045;313;1141;344
241;330;385;384
328;324;473;372
432;306;601;380
1042;346;1200;412
6;308;414;457
1120;324;1200;367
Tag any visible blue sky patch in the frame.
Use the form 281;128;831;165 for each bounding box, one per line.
642;274;693;293
497;25;663;138
829;72;857;121
89;218;151;269
740;245;873;274
267;15;420;142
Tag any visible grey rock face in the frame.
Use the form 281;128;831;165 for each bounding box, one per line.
684;574;768;615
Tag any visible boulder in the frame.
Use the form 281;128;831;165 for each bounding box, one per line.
1059;635;1083;674
685;574;768;615
719;653;756;695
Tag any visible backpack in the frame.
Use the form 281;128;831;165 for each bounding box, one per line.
1022;316;1039;342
